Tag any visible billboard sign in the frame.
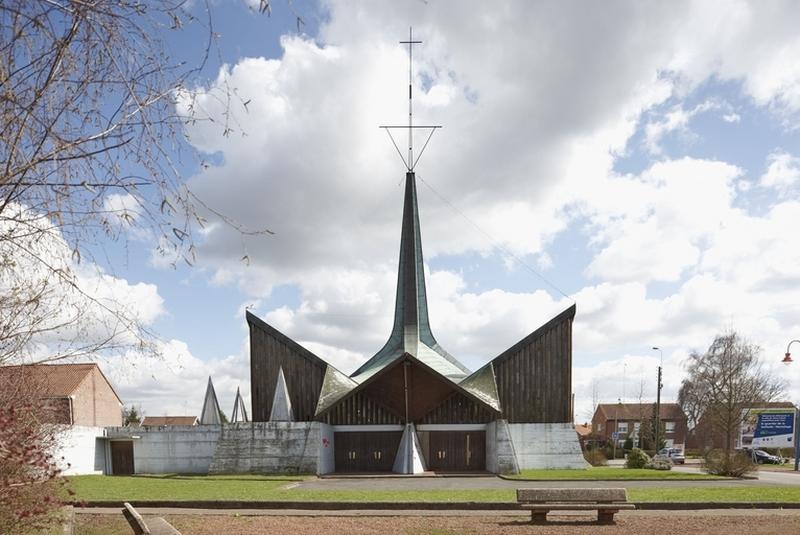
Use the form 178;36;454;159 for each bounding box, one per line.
739;408;796;448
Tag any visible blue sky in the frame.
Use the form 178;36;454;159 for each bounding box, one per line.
65;1;800;422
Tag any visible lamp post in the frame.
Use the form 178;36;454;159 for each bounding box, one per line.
783;340;800;471
652;347;663;452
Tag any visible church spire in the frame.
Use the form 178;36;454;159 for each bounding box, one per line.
394;171;431;354
350;29;469;383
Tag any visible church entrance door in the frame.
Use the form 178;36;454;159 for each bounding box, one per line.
427;431;485;472
334;431;402;472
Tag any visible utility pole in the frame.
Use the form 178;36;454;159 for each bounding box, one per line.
652;347;663;452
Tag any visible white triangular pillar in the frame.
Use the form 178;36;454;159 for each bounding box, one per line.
269;366;294;421
231;386;249;423
199;376;222;425
393;423;426;474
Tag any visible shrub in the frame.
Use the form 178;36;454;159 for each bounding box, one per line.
646;455;673;470
584;449;608;467
701;449;756;477
625;448;650;469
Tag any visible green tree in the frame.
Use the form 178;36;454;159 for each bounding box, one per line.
122;405;142;426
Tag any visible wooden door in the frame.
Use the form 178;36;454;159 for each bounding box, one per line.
110;441;134;475
428;431;485;472
334;432;402;472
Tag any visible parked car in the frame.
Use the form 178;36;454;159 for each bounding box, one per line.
657;447;686;464
742;448;783;464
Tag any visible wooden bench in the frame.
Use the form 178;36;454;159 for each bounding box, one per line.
122;502;182;535
516;488;636;524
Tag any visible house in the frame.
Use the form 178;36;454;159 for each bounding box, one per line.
0;363;123;426
0;362;124;475
575;422;592;449
141;416;199;427
592;403;688;450
686;401;796;452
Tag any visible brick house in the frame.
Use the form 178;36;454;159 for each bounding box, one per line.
0;363;123;427
592;403;688;449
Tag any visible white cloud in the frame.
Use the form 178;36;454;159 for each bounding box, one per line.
106;1;800;414
760;150;800;192
644;101;720;155
102;339;251;418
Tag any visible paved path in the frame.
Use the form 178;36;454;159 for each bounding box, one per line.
298;469;800;491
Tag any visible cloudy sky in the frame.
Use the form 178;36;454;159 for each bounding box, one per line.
79;1;800;422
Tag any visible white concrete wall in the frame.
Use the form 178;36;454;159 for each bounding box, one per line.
318;423;335;475
208;422;320;474
486;419;520;474
53;425;107;475
106;425;221;474
508;423;588;469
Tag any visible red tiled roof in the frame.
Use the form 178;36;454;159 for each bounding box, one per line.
596;402;686;421
0;363;121;403
141;416;198;426
575;423;592;437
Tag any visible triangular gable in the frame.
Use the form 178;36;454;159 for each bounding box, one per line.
316;352;499;421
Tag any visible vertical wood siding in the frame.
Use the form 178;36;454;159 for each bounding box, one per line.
492;305;575;423
248;313;326;422
421;392;496;424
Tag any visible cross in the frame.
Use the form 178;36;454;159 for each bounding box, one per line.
400;27;422;166
380;27;441;172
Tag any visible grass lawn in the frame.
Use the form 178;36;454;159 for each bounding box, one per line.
66;474;514;503
505;467;727;480
628;487;800;502
66;475;800;504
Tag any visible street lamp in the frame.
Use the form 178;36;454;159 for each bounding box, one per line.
783;340;800;471
652;347;663;453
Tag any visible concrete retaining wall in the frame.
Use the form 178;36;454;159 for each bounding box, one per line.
208;422;320;474
486;420;520;474
53;425;107;475
106;423;327;475
507;423;588;469
107;425;221;474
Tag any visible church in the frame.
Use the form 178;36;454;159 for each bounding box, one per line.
246;167;584;473
106;32;586;475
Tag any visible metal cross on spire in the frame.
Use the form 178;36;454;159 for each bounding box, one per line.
380;27;441;172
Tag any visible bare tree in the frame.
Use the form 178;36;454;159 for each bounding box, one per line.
680;332;786;453
0;1;276;366
0;2;288;528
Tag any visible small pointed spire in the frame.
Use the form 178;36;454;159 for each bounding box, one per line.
231;386;249;423
393;423;427;474
269;366;294;421
200;376;222;425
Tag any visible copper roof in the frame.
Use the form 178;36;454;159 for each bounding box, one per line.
349;172;471;383
0;363;122;403
596;402;686;421
141;416;198;426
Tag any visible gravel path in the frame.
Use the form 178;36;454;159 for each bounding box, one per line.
76;511;800;535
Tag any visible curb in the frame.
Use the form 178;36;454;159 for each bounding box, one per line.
497;475;737;482
72;500;800;511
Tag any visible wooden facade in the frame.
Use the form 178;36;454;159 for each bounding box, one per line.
316;355;500;425
248;311;326;422
492;304;575;423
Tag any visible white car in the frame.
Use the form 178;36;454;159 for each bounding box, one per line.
658;447;686;464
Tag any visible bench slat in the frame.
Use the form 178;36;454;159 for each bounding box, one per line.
517;488;628;503
521;504;636;510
